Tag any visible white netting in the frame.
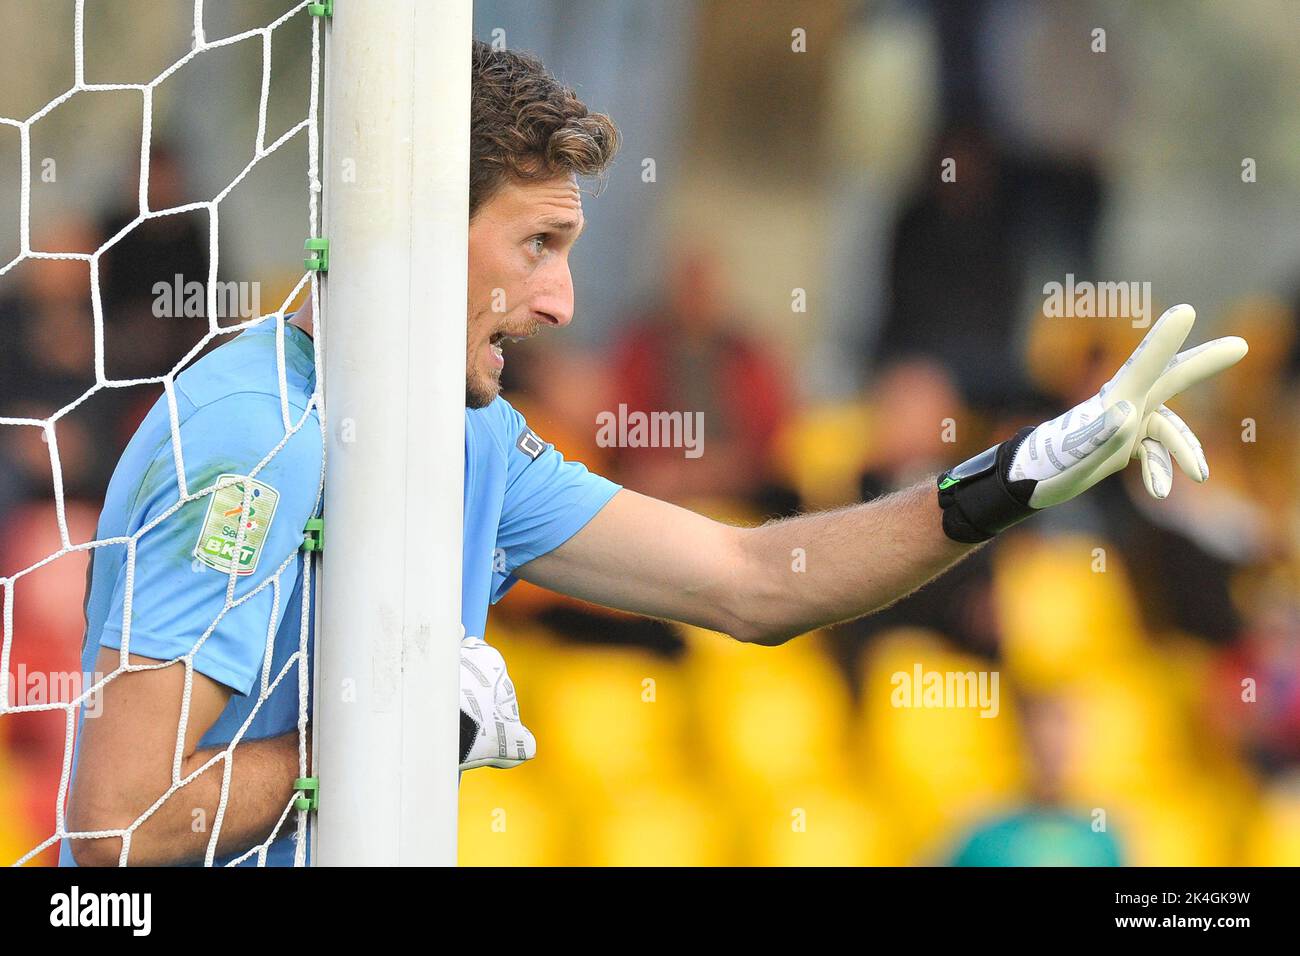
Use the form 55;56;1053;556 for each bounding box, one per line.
0;0;327;866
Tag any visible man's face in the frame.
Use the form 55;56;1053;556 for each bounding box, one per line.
465;174;585;408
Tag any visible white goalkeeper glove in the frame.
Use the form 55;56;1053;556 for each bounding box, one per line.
459;635;537;771
937;304;1248;542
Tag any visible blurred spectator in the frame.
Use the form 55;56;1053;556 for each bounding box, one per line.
607;245;797;516
871;115;1106;416
0;219;120;508
1020;304;1258;645
859;358;972;491
0;219;99;413
873;122;1027;411
502;336;618;477
948;693;1125;866
1210;574;1300;776
1102;473;1259;646
830;360;1000;693
98;143;210;382
0;500;99;865
0;1;1295;868
499;338;687;658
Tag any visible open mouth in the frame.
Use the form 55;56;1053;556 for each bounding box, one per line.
487;331;531;369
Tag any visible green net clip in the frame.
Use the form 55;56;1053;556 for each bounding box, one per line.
302;517;325;552
308;0;333;17
304;237;329;272
294;777;319;812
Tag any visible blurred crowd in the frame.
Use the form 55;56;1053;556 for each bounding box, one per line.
468;5;1300;860
469;233;1300;865
4;0;1300;866
0;145;219;864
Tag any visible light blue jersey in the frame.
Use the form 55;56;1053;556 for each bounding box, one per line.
61;322;323;867
62;320;619;866
463;399;621;641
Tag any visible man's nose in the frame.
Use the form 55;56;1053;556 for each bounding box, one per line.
534;264;574;328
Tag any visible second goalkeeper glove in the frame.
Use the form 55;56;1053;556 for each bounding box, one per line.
459;635;537;771
936;303;1247;543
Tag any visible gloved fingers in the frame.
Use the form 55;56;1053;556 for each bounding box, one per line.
1147;405;1209;482
1029;400;1139;508
1145;335;1248;410
1103;304;1196;407
1136;437;1174;499
519;723;537;761
459;634;536;771
459;715;537;771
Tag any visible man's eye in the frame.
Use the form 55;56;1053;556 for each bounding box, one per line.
528;235;546;254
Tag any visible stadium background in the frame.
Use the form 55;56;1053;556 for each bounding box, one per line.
1;0;1299;865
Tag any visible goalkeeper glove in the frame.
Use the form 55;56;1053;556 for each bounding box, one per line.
460;635;537;771
937;304;1248;543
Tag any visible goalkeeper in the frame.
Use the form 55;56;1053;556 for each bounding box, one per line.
62;40;1244;866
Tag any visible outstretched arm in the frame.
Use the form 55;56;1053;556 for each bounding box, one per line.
517;483;975;646
519;305;1247;646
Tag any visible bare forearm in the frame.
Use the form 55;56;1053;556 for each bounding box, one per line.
731;480;979;644
519;485;979;648
73;729;305;866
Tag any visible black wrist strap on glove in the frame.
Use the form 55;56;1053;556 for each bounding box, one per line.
936;426;1038;543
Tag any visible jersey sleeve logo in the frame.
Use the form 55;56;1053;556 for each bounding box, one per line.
515;427;546;460
193;474;281;576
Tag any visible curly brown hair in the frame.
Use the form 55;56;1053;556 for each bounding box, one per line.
470;40;620;219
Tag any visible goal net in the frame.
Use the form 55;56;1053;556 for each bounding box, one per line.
0;0;466;866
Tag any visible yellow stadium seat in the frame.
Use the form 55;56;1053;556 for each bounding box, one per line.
683;631;854;793
458;767;568;866
1244;777;1300;866
993;534;1145;688
581;781;735;866
771;402;875;510
743;782;904;866
857;629;1026;848
1054;669;1193;799
482;617;565;687
527;644;691;798
1110;780;1242;866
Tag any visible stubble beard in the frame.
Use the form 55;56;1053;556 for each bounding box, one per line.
465;364;500;409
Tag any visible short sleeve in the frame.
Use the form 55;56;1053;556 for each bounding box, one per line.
98;395;323;696
494;403;620;583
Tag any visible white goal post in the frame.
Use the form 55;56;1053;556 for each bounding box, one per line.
312;0;470;865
